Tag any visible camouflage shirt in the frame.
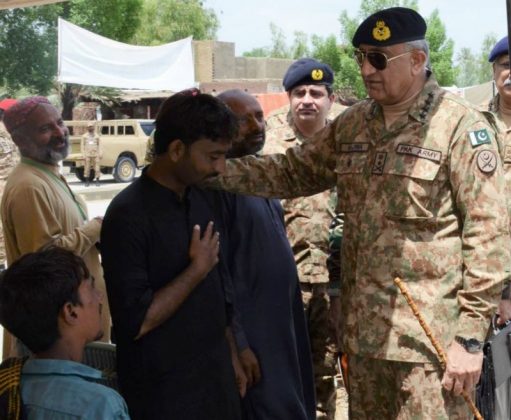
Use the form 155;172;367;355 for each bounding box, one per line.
213;77;511;362
487;95;511;196
0;122;19;181
264;108;340;284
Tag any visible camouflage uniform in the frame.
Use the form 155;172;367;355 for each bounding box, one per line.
0;122;18;268
212;76;511;416
81;132;101;180
488;95;511;188
264;104;345;419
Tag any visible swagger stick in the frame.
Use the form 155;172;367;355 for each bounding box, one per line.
393;277;483;420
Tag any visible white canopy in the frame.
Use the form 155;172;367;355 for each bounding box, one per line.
0;0;66;9
57;18;195;91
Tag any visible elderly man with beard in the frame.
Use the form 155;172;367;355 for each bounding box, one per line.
0;97;109;358
217;89;315;419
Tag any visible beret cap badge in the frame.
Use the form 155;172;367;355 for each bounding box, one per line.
372;20;391;41
311;69;324;81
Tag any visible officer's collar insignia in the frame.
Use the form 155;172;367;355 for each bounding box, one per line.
372;20;391;42
311;69;324;81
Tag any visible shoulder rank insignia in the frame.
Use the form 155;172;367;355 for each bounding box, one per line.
372;20;391;41
469;129;491;148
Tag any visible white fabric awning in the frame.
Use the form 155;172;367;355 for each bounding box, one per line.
57;18;195;91
0;0;66;9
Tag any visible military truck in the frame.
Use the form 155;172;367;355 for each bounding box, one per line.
63;119;154;183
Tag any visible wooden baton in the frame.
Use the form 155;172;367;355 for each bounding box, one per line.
393;277;483;420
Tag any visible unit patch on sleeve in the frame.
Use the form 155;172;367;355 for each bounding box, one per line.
476;149;497;174
469;129;491;148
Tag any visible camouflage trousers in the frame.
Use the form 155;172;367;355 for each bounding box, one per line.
347;355;471;419
84;155;100;179
301;283;338;419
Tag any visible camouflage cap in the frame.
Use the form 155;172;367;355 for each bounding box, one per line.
3;96;51;134
283;58;334;92
352;7;426;48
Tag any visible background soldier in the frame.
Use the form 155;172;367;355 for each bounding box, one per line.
264;58;346;420
81;122;101;186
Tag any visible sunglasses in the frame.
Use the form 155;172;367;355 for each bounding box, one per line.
353;49;411;71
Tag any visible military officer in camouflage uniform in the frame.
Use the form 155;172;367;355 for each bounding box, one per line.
486;37;511;327
0;100;19;270
81;122;101;186
209;7;511;418
264;58;345;420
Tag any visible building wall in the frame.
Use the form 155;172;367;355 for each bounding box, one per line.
193;40;293;91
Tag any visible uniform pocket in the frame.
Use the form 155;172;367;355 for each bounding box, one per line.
384;156;443;220
334;152;368;214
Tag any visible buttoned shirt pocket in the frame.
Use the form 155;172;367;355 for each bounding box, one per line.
334;152;368;214
384;156;443;220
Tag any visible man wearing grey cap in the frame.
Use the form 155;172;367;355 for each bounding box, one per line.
264;58;344;420
208;7;511;417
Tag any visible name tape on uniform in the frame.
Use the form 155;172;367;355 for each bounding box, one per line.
340;143;370;153
396;144;442;163
469;129;491;148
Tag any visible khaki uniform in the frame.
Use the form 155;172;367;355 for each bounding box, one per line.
0;122;18;268
265;107;344;419
1;158;110;358
213;77;511;415
81;132;101;180
144;130;155;166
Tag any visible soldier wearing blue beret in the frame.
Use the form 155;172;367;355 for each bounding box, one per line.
269;57;344;419
283;58;334;92
488;36;511;126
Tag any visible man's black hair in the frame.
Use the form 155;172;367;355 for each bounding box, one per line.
0;247;89;353
154;89;239;155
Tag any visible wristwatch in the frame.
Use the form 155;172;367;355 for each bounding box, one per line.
454;336;483;353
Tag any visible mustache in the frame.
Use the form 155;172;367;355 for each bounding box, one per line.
49;134;69;145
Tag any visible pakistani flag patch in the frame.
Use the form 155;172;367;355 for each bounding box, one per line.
469;129;491;148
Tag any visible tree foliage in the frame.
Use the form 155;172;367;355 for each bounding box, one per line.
131;0;219;45
425;9;456;86
0;5;60;95
455;34;496;87
0;0;143;98
66;0;142;43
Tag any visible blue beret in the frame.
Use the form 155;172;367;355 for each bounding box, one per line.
352;7;426;48
283;58;334;92
488;36;508;62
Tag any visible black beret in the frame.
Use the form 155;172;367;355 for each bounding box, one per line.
352;7;426;48
488;36;508;62
283;58;334;92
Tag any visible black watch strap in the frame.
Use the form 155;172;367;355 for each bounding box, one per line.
454;336;483;353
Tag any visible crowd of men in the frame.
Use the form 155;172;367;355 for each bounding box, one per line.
0;5;510;420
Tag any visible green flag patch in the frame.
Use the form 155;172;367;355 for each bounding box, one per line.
469;129;491;148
